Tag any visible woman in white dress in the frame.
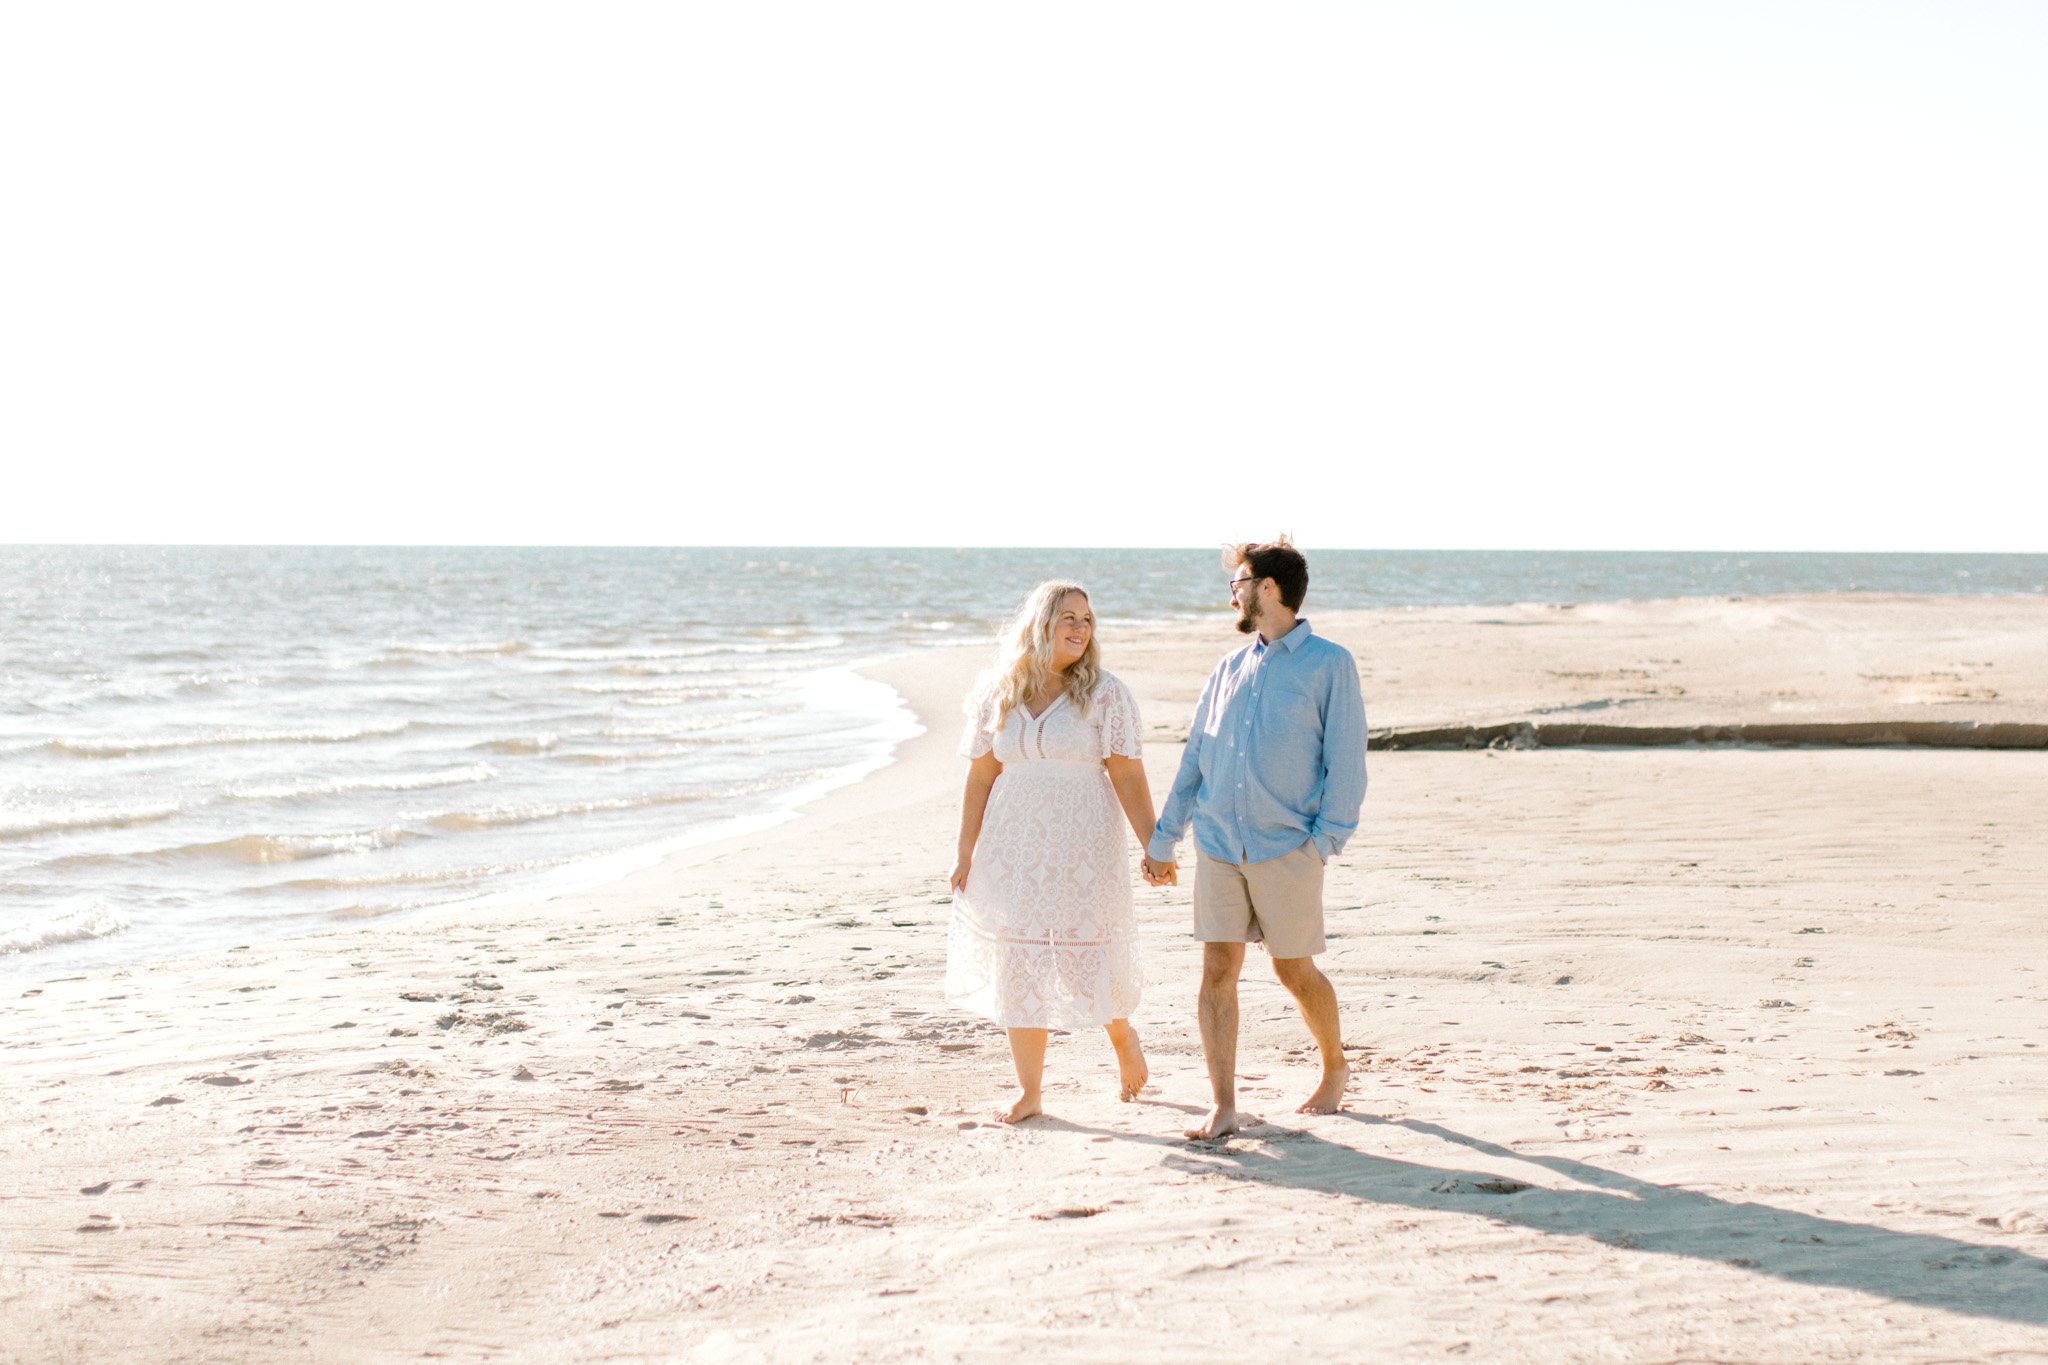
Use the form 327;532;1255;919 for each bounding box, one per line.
947;580;1176;1124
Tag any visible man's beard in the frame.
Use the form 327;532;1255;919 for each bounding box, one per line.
1235;595;1260;635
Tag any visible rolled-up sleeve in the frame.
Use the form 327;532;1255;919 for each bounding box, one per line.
1307;655;1367;859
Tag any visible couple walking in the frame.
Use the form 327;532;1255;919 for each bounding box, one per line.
946;538;1368;1139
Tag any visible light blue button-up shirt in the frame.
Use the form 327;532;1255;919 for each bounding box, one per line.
1147;619;1367;867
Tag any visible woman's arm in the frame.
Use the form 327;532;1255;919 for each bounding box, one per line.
949;752;1004;893
1104;755;1173;882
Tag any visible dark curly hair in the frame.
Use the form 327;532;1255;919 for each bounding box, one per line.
1223;536;1308;612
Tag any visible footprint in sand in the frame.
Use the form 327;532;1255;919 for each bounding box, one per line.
1978;1210;2048;1234
1432;1177;1532;1195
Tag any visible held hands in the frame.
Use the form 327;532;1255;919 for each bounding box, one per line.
1141;855;1178;887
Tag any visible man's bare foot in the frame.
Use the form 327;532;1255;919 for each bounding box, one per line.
996;1091;1042;1124
1112;1026;1149;1102
1295;1063;1349;1115
1183;1103;1241;1141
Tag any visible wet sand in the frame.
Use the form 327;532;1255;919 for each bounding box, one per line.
5;594;2047;1363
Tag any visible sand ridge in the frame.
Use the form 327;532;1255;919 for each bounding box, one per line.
4;594;2047;1362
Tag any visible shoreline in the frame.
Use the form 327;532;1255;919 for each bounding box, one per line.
0;652;938;986
12;589;2048;987
6;592;2047;1362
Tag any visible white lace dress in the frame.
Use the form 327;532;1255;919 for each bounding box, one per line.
947;673;1145;1029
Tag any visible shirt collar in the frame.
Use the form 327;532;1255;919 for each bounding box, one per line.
1253;618;1312;655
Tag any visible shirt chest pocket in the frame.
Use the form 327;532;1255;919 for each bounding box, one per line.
1265;682;1322;731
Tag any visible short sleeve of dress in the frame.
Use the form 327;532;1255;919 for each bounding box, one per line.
1095;674;1143;760
959;690;997;759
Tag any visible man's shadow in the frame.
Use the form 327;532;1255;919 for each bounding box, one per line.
1042;1107;2048;1326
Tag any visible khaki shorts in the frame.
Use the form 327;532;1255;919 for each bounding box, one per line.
1193;840;1326;958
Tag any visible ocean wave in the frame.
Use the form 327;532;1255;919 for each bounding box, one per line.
223;763;496;802
0;802;183;841
621;689;771;708
80;670;268;704
272;855;577;896
0;902;132;956
598;712;777;740
156;829;416;865
387;640;529;657
567;680;692;696
46;721;413;759
600;654;837;679
567;678;736;697
428;790;712;832
471;733;559;755
331;894;473;921
551;747;695;765
529;644;724;663
272;855;579;893
528;637;842;663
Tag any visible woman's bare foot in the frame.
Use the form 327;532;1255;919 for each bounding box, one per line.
996;1090;1042;1124
1295;1062;1349;1115
1107;1020;1148;1101
1183;1103;1241;1141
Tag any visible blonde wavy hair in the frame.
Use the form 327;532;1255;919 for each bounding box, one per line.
969;580;1101;735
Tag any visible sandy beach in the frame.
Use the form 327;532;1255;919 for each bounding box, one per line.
6;593;2047;1363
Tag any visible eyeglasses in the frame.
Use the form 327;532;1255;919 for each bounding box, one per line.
1229;575;1260;596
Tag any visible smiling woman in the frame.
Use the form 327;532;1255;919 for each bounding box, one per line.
946;580;1166;1124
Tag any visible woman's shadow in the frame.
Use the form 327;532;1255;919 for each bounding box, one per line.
1042;1107;2048;1326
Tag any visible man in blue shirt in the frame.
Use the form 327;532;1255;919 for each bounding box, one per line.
1144;538;1367;1140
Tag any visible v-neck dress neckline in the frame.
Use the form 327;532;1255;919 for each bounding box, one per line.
1021;691;1068;722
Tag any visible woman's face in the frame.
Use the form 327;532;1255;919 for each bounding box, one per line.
1049;592;1094;669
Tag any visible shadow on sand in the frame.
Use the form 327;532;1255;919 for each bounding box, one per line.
1039;1107;2048;1327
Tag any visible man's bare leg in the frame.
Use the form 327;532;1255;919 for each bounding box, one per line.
1104;1018;1148;1101
1271;955;1347;1113
999;1027;1047;1123
1186;942;1247;1139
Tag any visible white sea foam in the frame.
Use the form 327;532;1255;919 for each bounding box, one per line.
472;733;559;754
272;854;580;893
47;721;413;758
388;640;529;657
550;747;693;765
132;829;419;865
427;790;716;832
0;902;132;957
620;689;771;708
331;895;475;920
223;764;497;802
0;802;182;841
528;637;843;663
567;678;730;696
597;712;777;740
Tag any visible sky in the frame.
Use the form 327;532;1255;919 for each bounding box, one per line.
4;2;2045;552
